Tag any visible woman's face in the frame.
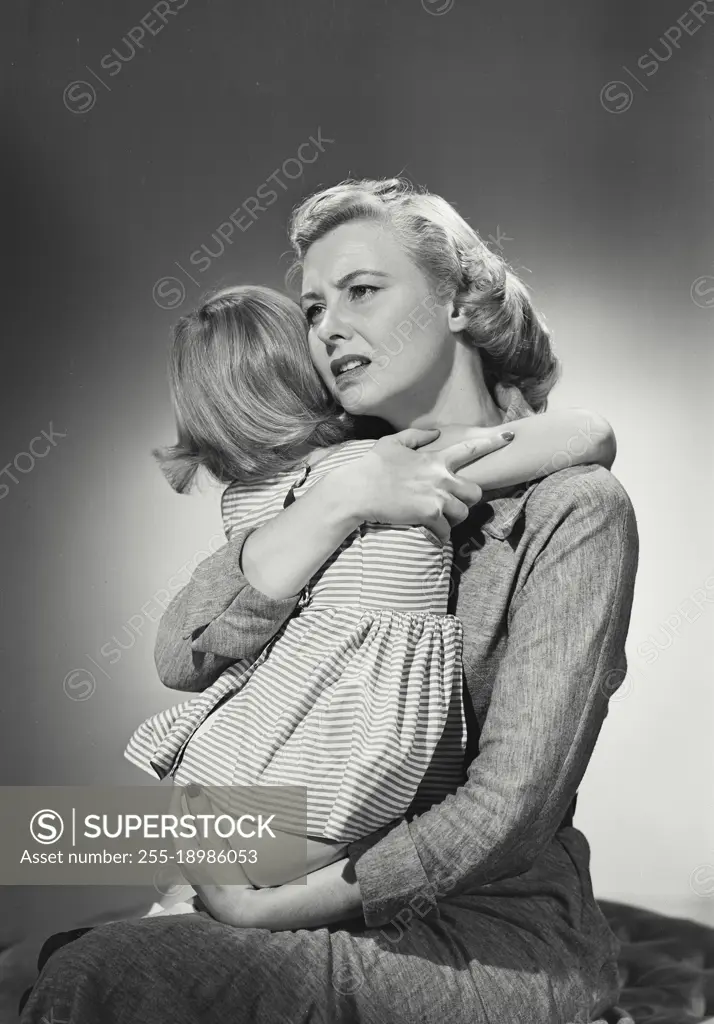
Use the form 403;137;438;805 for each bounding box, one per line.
300;220;465;426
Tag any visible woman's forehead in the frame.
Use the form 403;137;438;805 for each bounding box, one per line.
302;221;410;285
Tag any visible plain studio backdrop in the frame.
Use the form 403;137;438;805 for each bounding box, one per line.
2;0;712;942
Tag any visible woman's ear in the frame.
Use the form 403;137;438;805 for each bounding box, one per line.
446;300;469;335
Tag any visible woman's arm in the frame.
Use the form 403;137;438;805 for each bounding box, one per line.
154;528;302;691
347;471;638;927
426;408;616;491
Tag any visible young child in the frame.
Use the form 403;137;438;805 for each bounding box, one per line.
126;285;615;887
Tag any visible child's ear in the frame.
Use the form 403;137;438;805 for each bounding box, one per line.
446;300;468;335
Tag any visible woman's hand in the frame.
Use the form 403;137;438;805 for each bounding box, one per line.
195;857;363;932
335;427;513;542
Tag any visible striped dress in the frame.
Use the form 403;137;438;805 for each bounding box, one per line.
125;440;467;842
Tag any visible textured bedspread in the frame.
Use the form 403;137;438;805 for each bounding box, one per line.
598;900;714;1024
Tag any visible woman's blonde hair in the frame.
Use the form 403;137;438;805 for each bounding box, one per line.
154;285;350;491
288;178;560;411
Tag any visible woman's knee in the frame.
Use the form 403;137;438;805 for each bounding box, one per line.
30;918;196;990
21;917;217;1022
29;919;151;994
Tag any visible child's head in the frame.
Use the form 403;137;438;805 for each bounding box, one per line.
155;285;350;491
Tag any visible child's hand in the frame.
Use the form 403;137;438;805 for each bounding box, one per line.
429;425;515;473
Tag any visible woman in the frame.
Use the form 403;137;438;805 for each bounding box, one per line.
21;179;639;1023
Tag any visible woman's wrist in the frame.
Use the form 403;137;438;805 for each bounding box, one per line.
257;857;363;931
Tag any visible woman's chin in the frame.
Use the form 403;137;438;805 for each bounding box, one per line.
335;381;382;417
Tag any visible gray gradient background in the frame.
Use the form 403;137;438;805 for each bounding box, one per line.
3;0;713;941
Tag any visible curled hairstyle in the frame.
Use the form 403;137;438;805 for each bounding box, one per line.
154;285;350;491
288;178;560;411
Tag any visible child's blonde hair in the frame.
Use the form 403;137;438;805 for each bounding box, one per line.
288;177;560;412
154;285;351;491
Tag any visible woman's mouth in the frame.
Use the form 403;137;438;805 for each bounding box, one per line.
330;354;372;389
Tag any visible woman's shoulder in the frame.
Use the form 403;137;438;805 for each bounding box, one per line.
531;464;634;516
523;464;638;548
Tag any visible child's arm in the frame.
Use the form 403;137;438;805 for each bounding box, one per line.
239;475;363;600
425;408;616;491
239;429;496;601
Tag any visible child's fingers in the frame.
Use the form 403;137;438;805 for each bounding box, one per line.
439;431;514;473
389;427;441;450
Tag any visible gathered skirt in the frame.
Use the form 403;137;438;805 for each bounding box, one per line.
125;605;467;841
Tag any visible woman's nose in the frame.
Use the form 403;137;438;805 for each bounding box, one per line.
315;307;350;349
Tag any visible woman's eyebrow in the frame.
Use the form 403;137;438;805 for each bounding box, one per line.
336;269;390;288
300;269;390;305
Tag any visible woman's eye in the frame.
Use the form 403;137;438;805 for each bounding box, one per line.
305;304;325;326
349;284;378;301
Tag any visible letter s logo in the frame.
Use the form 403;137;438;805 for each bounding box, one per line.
691;275;714;309
30;809;65;844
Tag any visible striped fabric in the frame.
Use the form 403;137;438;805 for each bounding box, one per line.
125;440;467;842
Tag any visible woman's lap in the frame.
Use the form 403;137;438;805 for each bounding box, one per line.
19;863;619;1023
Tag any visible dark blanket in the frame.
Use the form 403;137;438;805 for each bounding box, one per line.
599;901;714;1024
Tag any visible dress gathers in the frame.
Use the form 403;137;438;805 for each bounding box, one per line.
125;440;467;841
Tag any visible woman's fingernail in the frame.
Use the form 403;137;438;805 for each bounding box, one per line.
186;784;202;798
500;430;515;441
